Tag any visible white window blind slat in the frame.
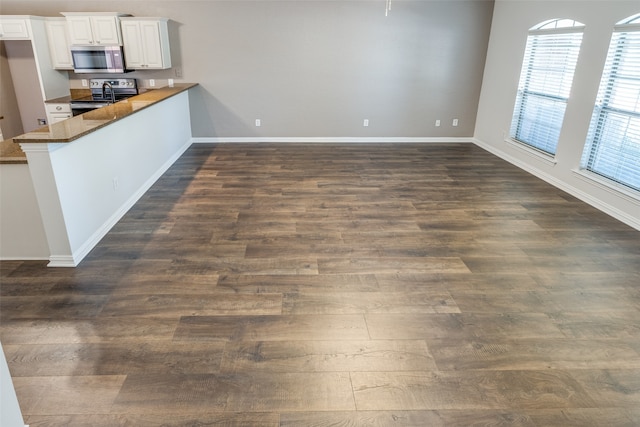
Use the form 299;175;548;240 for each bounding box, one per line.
582;22;640;192
510;24;584;155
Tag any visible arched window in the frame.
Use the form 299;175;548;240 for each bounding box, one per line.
510;19;585;155
581;13;640;192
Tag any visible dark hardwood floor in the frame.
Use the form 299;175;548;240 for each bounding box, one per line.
2;143;640;426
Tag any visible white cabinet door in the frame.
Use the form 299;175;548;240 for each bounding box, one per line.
65;15;122;45
120;20;144;68
91;16;121;45
0;18;30;40
45;103;72;125
120;18;171;69
140;21;165;68
66;16;94;44
45;19;73;69
48;113;72;124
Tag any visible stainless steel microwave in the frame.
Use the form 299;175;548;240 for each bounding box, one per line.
70;45;128;74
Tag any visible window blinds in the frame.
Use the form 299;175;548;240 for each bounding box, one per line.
582;24;640;192
510;28;584;155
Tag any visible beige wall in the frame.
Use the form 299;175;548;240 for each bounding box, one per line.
3;40;47;133
0;1;494;138
0;42;24;139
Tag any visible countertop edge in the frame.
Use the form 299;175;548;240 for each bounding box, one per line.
0;141;28;165
0;157;29;165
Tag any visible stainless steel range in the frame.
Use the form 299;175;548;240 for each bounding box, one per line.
70;78;138;116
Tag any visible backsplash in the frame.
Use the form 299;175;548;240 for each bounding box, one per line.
69;78;173;90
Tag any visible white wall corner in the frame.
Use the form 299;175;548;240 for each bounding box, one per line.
1;341;25;427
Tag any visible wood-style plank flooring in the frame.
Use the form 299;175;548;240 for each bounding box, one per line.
2;143;640;426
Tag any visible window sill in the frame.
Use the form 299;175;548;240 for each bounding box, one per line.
504;137;558;166
572;169;640;204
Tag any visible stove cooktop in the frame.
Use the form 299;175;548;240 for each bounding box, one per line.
70;79;138;110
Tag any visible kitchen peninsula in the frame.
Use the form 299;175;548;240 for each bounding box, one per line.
16;83;196;143
3;83;197;266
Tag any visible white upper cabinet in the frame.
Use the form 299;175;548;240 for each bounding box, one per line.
45;18;73;69
0;17;31;39
62;12;128;45
120;18;171;69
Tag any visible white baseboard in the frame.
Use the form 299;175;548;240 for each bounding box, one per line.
472;138;640;231
50;139;193;267
48;255;77;268
192;136;474;144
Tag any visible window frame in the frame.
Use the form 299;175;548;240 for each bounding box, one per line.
580;14;640;194
509;19;585;156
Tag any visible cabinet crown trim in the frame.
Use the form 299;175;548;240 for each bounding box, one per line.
61;12;130;17
120;17;169;21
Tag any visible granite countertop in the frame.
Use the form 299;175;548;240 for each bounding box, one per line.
1;83;197;164
0;137;28;164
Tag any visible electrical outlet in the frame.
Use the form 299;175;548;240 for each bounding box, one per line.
175;67;183;77
435;119;441;127
363;119;369;127
452;118;459;127
255;119;261;127
149;79;155;87
112;177;119;191
81;79;88;87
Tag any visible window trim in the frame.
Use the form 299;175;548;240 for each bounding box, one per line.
504;135;558;166
509;19;585;156
573;168;640;202
528;26;585;36
580;15;640;194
